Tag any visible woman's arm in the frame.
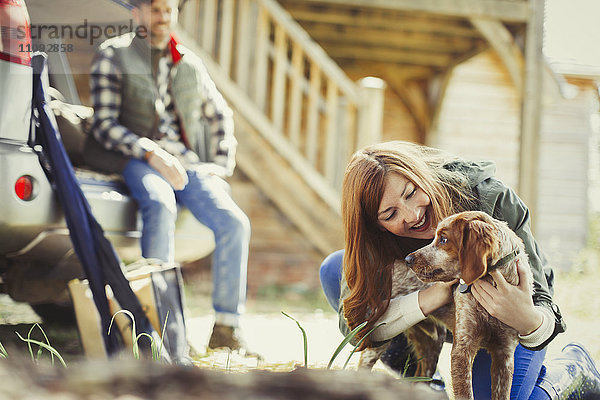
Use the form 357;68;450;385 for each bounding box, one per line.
370;280;456;342
337;277;455;343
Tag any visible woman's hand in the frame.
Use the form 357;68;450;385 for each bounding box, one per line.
471;261;543;335
418;279;458;316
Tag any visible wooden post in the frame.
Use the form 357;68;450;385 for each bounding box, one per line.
218;0;234;75
271;23;287;132
235;0;251;92
306;62;321;166
288;41;304;148
324;81;339;183
518;0;544;232
253;4;269;112
202;0;217;55
356;77;386;150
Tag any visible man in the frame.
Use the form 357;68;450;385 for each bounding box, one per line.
88;0;252;354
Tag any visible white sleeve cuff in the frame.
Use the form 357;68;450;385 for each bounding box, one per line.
371;291;426;342
518;306;555;349
136;137;159;160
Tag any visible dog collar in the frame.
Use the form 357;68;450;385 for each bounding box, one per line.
459;250;520;294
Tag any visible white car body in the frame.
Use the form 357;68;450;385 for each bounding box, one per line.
0;0;214;317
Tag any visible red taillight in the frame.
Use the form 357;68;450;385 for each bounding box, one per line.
0;0;31;66
15;175;33;201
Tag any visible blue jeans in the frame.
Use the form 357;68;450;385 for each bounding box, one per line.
319;250;551;399
123;159;250;325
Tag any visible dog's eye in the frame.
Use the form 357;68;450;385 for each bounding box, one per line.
438;236;447;245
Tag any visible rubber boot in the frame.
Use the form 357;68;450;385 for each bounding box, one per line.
538;343;600;399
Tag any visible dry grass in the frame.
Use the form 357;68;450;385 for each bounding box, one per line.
547;258;600;360
543;213;600;361
185;254;600;378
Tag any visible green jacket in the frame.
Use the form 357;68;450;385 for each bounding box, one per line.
338;160;566;350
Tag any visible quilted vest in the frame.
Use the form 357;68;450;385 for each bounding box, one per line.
85;33;209;173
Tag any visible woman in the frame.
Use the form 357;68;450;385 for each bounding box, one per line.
320;141;600;399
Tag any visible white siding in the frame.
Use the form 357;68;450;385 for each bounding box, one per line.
536;82;595;269
435;51;594;270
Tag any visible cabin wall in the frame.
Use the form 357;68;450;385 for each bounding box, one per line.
536;77;597;269
434;51;594;270
433;50;521;189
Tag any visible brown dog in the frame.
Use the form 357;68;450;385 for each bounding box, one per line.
405;210;532;400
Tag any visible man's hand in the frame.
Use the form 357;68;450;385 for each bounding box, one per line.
146;148;188;190
471;261;543;336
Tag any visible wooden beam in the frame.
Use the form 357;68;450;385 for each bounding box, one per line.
394;80;430;143
426;70;454;147
323;44;456;67
285;0;530;22
341;60;440;81
518;0;544;230
469;17;524;94
305;23;480;54
283;7;481;38
353;63;430;141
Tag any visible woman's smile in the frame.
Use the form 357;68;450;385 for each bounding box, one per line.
377;172;436;240
411;209;430;232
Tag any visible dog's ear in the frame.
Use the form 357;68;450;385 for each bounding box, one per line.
458;219;495;285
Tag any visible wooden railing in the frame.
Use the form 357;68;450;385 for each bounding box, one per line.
178;0;385;213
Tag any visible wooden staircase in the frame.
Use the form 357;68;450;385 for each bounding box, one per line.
177;0;386;256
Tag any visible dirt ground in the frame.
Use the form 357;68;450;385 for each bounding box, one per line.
0;263;599;393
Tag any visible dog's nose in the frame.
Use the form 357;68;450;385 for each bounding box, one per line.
405;254;415;266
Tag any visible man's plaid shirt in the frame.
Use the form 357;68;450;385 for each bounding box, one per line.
89;42;232;171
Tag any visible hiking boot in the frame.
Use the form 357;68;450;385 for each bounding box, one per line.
539;342;600;399
207;323;261;359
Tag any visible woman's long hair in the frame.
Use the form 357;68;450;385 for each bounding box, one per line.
341;141;476;347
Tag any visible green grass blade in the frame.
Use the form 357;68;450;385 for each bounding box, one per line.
402;356;412;377
15;332;67;368
109;309;139;359
342;322;385;369
0;341;8;358
158;310;169;361
26;323;54;364
327;320;368;370
26;325;40;361
135;332;158;360
399;355;432;382
281;312;308;368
